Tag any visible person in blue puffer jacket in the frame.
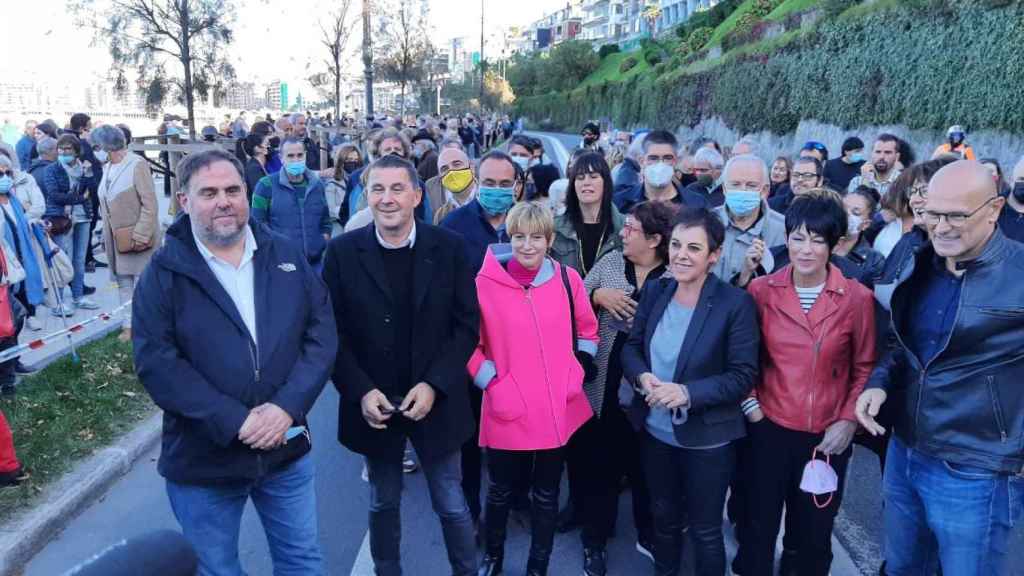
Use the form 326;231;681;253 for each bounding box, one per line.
251;138;331;268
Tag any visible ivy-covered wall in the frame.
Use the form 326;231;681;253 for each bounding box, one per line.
515;1;1024;137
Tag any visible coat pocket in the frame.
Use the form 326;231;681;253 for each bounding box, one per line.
566;360;585;401
486;373;527;422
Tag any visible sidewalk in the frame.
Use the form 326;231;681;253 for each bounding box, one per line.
15;185;174;372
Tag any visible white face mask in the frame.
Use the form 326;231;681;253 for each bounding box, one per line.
847;214;863;236
94;149;109;163
644;162;673;188
800;450;839;509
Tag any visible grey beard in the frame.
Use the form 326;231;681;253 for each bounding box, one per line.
196;221;245;248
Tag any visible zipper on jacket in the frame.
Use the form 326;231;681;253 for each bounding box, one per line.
297;189;309;260
809;338;820;431
247;336;261;385
987;375;1008;443
524;285;564;446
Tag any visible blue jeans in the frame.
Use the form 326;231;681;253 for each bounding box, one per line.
55;221;90;301
366;447;478;576
883;436;1024;575
166;454;323;576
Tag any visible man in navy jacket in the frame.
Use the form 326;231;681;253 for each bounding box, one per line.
133;149;337;576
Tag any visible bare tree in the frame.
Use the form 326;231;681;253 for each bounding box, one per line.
71;0;236;139
318;0;358;120
377;0;432;116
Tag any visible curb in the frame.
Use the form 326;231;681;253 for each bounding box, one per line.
0;410;162;576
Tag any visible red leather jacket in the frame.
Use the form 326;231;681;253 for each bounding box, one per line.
748;264;876;434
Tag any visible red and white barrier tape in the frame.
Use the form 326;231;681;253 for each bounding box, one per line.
0;301;132;365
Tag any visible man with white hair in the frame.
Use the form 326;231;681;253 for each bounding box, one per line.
613;132;645;197
711;154;787;285
998;156;1024;242
684;146;726;207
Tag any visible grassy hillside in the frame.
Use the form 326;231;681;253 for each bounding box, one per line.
516;0;1024;136
580;51;652;87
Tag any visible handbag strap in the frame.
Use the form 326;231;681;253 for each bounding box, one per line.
559;263;579;352
0;238;9;281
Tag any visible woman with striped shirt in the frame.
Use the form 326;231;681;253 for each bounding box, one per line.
740;193;877;576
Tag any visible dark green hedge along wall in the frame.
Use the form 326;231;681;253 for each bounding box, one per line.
515;1;1024;135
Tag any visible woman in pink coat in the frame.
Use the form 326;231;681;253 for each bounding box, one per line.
470;201;599;576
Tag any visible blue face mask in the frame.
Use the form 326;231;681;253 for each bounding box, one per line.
849;152;866;164
478;186;516;216
285;161;306;177
511;156;530;172
58;154;75;165
0;176;12;194
166;126;181;136
724;189;762;217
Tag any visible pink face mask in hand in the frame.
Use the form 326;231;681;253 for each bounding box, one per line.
799;449;839;509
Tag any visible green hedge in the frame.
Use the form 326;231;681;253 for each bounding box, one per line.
516;1;1024;135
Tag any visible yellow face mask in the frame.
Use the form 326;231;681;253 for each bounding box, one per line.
442;168;474;194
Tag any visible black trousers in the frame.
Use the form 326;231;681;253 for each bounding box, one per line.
743;418;852;576
484;447;565;570
579;397;653;549
460;381;483;522
85;195;99;265
643;433;734;576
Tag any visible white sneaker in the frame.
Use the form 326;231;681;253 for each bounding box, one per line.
26;317;42;331
51;304;74;318
74;298;101;310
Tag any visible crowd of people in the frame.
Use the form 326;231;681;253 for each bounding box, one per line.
0;107;1022;576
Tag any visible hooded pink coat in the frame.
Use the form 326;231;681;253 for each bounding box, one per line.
469;245;599;451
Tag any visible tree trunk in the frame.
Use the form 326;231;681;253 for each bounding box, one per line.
180;0;196;140
400;82;406;117
334;62;341;120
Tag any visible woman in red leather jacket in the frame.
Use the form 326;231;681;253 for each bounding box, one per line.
740;190;877;576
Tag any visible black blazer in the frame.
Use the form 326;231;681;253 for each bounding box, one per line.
323;222;480;463
621;274;760;447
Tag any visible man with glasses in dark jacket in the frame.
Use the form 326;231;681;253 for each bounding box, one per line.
133;149;337;576
857;160;1024;576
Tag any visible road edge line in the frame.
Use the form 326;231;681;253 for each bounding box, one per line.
349;529;374;576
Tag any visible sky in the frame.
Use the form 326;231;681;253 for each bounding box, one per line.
1;0;556;95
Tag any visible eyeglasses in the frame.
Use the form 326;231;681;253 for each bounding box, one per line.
922;196;997;227
0;171;11;177
791;171;819;181
622;221;644;236
909;183;929;198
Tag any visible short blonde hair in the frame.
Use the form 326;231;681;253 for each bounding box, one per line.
505;201;555;243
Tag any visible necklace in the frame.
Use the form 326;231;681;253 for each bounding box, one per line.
577;223;607;277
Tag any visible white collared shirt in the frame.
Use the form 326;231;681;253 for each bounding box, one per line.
375;221;417;250
193;225;259;342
